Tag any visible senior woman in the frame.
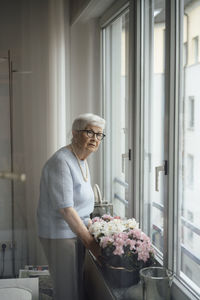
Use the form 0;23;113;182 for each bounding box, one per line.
37;113;105;300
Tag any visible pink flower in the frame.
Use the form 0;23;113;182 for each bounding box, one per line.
141;232;150;242
114;238;124;247
137;251;150;262
102;214;114;221
125;239;136;250
131;228;142;239
113;246;124;256
115;232;128;240
92;217;101;223
100;236;114;248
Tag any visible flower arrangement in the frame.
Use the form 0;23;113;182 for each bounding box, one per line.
89;214;155;271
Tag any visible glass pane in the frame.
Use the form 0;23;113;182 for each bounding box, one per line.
142;0;166;254
178;0;200;294
103;12;129;218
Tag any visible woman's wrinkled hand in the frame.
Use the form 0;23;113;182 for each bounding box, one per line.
87;219;92;229
89;237;102;260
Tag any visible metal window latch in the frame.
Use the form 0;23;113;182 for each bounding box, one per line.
155;160;168;192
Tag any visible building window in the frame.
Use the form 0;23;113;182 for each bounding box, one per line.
188;96;195;129
183;42;188;66
193;36;199;64
187;154;194;188
186;211;194;244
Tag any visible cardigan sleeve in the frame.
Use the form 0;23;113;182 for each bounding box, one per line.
47;158;74;209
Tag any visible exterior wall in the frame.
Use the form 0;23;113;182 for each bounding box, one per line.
185;1;200;65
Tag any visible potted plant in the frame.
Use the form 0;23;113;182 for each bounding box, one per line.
89;214;155;287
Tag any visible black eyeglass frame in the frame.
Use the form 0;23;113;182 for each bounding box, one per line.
79;129;106;141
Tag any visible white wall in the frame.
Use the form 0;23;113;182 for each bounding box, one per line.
70;18;103;187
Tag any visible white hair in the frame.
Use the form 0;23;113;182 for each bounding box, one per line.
72;113;105;131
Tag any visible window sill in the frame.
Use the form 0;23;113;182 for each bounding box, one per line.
84;251;200;300
172;276;199;300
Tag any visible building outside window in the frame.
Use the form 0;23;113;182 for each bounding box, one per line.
193;36;199;64
179;1;200;293
188;96;195;129
183;42;188;66
187;154;194;187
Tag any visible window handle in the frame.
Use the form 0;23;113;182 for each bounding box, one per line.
155;160;168;192
121;150;131;173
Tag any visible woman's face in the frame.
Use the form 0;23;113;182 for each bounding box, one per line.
73;124;103;153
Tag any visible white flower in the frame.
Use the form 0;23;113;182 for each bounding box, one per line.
89;216;139;242
122;218;139;229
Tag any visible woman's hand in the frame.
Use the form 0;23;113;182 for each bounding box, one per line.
87;218;92;228
88;237;101;259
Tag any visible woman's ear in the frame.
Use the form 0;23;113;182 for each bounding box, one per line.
72;130;78;143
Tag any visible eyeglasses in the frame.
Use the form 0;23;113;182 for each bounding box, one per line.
79;129;106;141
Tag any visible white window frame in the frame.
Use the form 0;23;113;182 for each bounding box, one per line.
100;0;133;217
134;0;200;300
101;0;200;299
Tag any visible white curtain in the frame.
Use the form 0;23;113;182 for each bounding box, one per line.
18;0;70;264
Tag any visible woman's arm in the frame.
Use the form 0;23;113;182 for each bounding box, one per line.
59;207;101;258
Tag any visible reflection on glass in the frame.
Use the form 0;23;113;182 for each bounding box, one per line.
103;12;129;218
142;0;166;254
178;0;200;292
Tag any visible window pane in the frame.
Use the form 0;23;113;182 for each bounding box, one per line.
188;96;195;128
142;0;166;255
103;12;129;218
178;0;200;294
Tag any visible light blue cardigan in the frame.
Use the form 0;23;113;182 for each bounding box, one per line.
37;147;94;238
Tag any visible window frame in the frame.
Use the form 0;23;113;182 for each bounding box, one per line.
101;0;200;299
136;0;200;299
100;0;134;218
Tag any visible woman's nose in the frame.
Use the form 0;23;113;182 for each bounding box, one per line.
91;134;98;141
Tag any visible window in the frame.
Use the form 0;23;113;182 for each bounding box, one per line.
183;42;188;66
187;154;194;187
188;96;195;129
185;265;193;280
140;0;200;299
102;9;130;218
102;0;200;298
141;0;166;257
193;36;199;64
186;211;194;243
178;0;200;296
